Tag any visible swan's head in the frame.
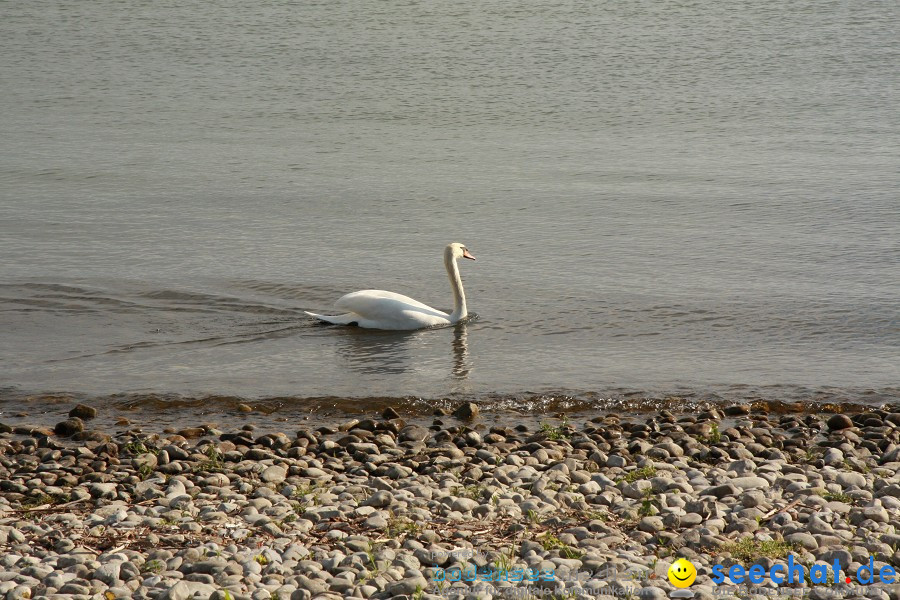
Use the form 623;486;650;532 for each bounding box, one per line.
447;242;475;262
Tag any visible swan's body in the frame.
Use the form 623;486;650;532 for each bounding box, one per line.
305;242;475;331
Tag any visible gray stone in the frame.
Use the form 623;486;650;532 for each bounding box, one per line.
638;587;669;600
89;482;118;499
363;490;393;508
261;466;287;484
700;484;739;499
730;476;769;490
638;516;664;533
385;574;429;596
786;532;818;550
450;497;478;513
836;472;866;488
93;561;122;585
399;425;430;442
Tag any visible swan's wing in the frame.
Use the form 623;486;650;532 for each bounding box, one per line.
334;290;449;322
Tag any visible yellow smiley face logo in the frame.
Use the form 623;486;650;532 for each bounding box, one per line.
668;558;697;588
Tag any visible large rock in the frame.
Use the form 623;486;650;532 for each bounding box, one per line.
54;418;84;437
261;465;287;484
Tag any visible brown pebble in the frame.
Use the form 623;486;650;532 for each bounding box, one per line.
452;402;480;420
69;403;98;419
382;407;401;420
237;403;253;413
177;427;206;439
115;418;131;426
827;414;854;431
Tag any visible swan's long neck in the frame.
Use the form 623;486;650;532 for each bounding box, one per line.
445;250;467;323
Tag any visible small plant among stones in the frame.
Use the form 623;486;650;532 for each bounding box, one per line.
254;553;268;566
461;484;487;500
619;465;657;484
21;492;69;509
123;440;158;455
141;559;164;574
724;537;796;561
639;491;658;517
365;542;380;573
194;444;224;472
138;463;154;480
540;417;571;440
493;546;516;573
386;515;420;538
708;423;722;443
540;533;583;559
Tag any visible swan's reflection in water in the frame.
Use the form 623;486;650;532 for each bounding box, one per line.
329;322;472;380
452;323;471;380
333;328;423;375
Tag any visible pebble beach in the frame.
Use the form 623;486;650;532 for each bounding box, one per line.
1;402;899;600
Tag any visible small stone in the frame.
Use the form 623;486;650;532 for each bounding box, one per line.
638;587;669;600
69;404;98;419
730;476;769;490
701;484;739;499
823;448;844;466
364;514;389;529
90;482;118;499
72;430;111;442
836;472;866;488
237;403;253;413
94;561;122;585
399;425;429;442
452;402;479;420
724;405;751;416
786;532;819;550
827;414;853;431
382;407;400;420
177;427;206;438
385;575;429;596
363;490;393;508
450;497;478;512
607;455;628;468
638;516;664;533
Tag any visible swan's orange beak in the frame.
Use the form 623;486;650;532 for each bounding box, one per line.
463;249;476;261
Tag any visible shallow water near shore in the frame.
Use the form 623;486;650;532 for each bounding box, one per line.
1;0;898;413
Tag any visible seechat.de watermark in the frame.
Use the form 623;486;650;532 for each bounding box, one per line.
430;554;898;598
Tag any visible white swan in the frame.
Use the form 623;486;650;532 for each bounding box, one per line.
305;242;476;330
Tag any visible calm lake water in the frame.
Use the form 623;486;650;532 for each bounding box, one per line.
1;0;898;415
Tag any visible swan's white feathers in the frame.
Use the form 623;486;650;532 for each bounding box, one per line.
332;290;450;329
336;290;445;317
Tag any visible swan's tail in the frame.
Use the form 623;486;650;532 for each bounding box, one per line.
304;311;359;326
